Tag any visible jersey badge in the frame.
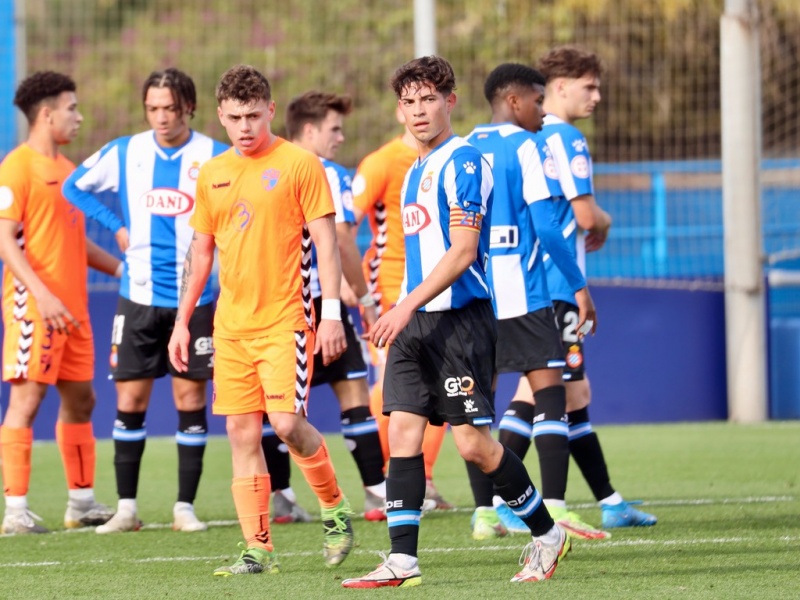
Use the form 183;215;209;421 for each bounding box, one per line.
261;168;280;191
420;172;433;192
188;161;200;181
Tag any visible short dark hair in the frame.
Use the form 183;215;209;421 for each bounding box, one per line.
484;63;546;104
285;91;352;141
14;71;76;125
390;55;456;98
142;67;197;119
216;64;271;105
539;46;604;82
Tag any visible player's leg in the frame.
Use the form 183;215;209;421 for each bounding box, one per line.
260;413;312;524
422;423;453;509
171;377;208;532
211;336;278;576
1;379;49;534
98;297;161;533
167;302;214;532
263;329;352;567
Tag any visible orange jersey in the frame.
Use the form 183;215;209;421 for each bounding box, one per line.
190;138;335;339
351;137;417;307
0;144;88;323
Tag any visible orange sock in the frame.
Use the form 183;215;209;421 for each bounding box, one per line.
369;383;390;468
56;421;96;490
231;474;272;551
1;426;33;497
290;438;342;508
422;424;447;481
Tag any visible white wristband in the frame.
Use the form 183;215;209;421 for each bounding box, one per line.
358;292;376;307
114;262;123;278
321;298;342;321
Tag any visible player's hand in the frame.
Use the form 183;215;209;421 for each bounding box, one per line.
168;322;191;373
369;301;413;349
574;287;597;337
115;227;130;253
33;288;79;334
340;279;358;307
315;319;346;366
585;211;611;252
360;303;378;334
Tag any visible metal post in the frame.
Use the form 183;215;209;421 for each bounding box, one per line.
721;0;767;422
15;0;26;144
414;0;436;58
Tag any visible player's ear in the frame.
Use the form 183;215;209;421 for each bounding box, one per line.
216;106;224;125
446;92;457;111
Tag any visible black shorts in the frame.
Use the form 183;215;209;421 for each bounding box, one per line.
311;297;368;387
496;306;566;374
110;296;214;381
383;299;496;427
553;300;586;381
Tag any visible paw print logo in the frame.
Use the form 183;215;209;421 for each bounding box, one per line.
463;161;476;174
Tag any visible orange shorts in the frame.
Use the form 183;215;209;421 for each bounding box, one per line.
2;319;94;384
212;329;316;416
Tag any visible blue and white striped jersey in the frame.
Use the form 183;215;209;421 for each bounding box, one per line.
539;114;594;304
310;159;356;299
468;123;586;320
398;136;493;312
63;130;227;308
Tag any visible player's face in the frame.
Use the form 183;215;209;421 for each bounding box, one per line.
308;110;345;160
514;84;546;133
217;98;275;156
145;86;192;148
49;91;83;145
564;74;601;120
397;83;455;151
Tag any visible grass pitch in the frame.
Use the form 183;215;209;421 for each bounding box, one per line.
1;421;799;599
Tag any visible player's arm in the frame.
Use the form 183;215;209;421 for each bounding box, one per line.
572;195;612;252
168;231;215;372
308;214;347;365
0;218;78;332
63;144;129;251
86;238;122;278
336;221;377;330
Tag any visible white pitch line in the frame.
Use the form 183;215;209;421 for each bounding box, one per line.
1;535;799;569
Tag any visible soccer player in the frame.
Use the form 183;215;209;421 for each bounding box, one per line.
341;56;569;589
351;107;453;510
0;71;119;534
167;64;353;576
63;68;227;534
463;63;606;541
283;90;386;521
536;45;656;528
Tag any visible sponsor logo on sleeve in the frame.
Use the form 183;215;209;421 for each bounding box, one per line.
140;188;195;216
0;186;14;210
570;155;590;179
543;157;558;179
351;173;366;197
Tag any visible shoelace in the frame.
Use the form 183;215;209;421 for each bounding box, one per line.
518;541;542;571
323;506;352;536
15;509;45;527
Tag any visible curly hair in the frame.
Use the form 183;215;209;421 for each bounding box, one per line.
142;67;197;119
215;65;271;105
484;63;546;104
539;46;604;82
14;71;76;125
285;91;352;140
390;55;456;98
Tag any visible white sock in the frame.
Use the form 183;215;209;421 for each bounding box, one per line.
600;492;624;506
278;487;297;503
366;482;386;498
535;524;561;546
5;495;27;510
390;553;418;569
118;499;137;514
174;501;193;512
68;488;94;503
544;499;566;510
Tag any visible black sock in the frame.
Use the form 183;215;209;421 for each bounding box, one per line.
176;408;207;504
532;385;569;500
487;447;553;536
387;454;425;557
341;406;385;487
112;411;146;500
261;415;291;491
498;400;535;461
466;459;494;507
568;407;615;501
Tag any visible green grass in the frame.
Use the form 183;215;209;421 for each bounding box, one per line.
2;422;800;599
